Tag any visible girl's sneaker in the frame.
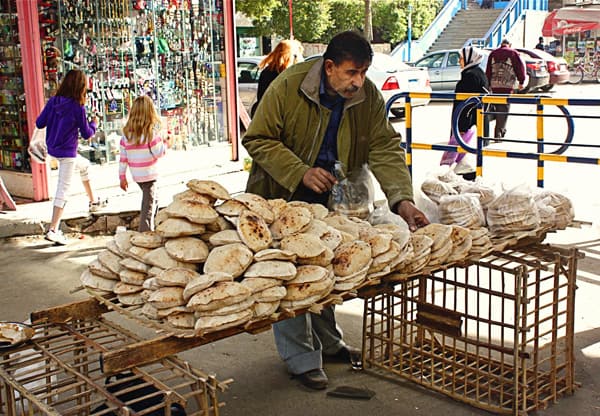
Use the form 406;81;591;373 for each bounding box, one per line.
89;198;108;213
45;229;67;245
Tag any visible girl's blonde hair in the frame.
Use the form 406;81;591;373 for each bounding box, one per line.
258;39;304;73
123;95;161;145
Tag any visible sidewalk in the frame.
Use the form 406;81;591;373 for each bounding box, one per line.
0;144;250;238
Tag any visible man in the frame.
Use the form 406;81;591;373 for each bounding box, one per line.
485;39;526;140
242;31;429;390
535;36;545;51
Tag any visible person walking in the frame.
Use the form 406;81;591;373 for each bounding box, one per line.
36;69;105;245
485;39;526;140
243;30;429;390
119;95;166;232
440;46;490;180
250;39;304;117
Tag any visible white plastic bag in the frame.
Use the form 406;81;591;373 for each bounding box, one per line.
28;127;47;164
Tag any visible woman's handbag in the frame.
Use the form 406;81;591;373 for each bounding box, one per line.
28;127;47;164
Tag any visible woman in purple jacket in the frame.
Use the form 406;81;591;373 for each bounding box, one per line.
36;69;105;245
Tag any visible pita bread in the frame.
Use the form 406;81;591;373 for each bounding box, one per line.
148;287;185;309
207;216;234;233
374;223;411;248
215;199;247;216
413;223;453;251
119;257;150;273
98;250;123;275
280;233;326;258
89;259;119;280
186;179;231;201
165;200;219;225
270;206;313;239
234;193;275;224
267;198;288;218
195;298;254;317
183;272;234;301
332;240;372;277
141;303;160;320
194;309;253;334
254;286;287;302
156;267;201;287
167;312;196;329
287;265;329;285
302;219;329;237
143;277;161;290
296;246;334;267
359;228;393;257
173;189;215;205
410;234;434;258
130;231;164;249
322;214;362;238
165;237;209;263
143;247;197;270
320;227;343;251
187;281;252;312
284;274;334;301
335;262;370;283
156;217;205;238
117;292;145;306
237;209;273;252
127;245;152;263
209;229;242;246
243;260;297;280
280;294;322;310
203;243;254;278
155;208;169;226
252;301;280;318
114;231;135;253
80;269;117;292
106;240;124;257
156;305;193;318
308;203;329;220
119;268;147;285
147;266;164;277
370;240;402;272
254;248;297;262
113;281;143;295
240;277;282;293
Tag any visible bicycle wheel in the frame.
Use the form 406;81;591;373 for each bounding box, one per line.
569;67;584;84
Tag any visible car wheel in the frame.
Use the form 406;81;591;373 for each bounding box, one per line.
390;108;405;119
540;84;554;92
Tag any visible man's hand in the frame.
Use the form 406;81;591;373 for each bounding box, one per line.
302;167;337;194
120;178;128;192
395;200;430;232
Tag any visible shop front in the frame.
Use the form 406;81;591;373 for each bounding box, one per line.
0;0;238;201
542;6;600;63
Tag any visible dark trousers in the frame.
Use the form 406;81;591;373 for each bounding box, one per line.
137;180;157;232
493;103;510;139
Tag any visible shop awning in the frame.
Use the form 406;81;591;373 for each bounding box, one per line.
542;7;600;37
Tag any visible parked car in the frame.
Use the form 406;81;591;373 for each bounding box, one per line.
237;56;263;114
407;48;550;93
306;52;432;118
516;48;569;90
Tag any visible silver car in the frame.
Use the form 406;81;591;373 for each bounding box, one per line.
411;49;480;92
237;56;263;114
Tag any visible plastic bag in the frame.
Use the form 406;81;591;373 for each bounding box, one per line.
368;199;409;230
329;162;374;219
28;127;47;164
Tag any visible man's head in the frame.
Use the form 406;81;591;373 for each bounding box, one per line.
501;39;511;47
322;31;373;99
539;36;544;43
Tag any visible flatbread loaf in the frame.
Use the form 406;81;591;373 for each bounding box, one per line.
254;285;287;302
234;193;275;224
186;179;231;201
332;240;372;277
165;237;209;263
156;217;205;238
97;250;123;275
165;200;219;225
194;309;253;334
187;281;252;312
254;248;297;262
80;269;117;292
119;268;147;285
89;259;119;280
167;313;196;329
215;199;247;216
156;267;201;287
143;247;197;270
270;206;313;239
130;231;164;248
119;257;150;273
280;233;326;258
253;301;280;318
237;210;273;252
203;243;254;278
173;189;215;205
183;272;234;301
243;260;297;280
148;287;185;309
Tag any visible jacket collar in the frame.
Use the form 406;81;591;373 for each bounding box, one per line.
300;57;366;108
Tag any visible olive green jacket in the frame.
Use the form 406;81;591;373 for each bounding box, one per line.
242;58;414;210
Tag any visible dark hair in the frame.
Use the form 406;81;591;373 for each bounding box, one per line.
55;69;88;105
501;38;511;46
323;31;373;66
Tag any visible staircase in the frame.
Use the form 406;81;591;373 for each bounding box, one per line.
427;5;502;53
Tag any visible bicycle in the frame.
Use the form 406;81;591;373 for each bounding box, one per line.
568;54;600;84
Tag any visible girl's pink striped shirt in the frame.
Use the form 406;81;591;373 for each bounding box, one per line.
119;135;166;183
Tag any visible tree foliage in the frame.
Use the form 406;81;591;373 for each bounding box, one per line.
236;0;442;45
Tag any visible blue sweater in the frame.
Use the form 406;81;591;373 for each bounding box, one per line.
36;96;97;158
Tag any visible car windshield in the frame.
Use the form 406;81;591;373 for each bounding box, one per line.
371;53;401;71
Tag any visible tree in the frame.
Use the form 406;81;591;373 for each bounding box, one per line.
372;0;441;46
364;0;373;42
320;0;363;42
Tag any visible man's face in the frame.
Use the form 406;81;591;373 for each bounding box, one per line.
323;58;370;99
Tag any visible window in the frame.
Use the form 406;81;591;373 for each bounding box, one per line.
447;52;460;67
416;53;445;69
237;62;260;83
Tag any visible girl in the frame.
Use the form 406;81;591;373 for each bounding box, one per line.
119;95;166;232
36;69;104;245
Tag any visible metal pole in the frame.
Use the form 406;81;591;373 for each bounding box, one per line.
288;0;294;40
407;4;412;62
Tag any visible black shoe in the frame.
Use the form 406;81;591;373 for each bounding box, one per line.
296;368;328;390
324;345;363;368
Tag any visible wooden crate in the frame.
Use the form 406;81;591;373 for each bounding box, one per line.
361;244;578;415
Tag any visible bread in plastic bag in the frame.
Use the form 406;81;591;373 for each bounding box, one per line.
438;193;486;229
486;184;540;234
329;162;374;219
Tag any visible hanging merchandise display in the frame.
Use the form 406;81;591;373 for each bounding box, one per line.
36;0;228;166
0;1;29;173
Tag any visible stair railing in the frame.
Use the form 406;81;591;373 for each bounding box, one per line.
465;0;548;49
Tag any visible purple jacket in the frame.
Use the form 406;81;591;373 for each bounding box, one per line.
35;96;97;158
485;46;526;94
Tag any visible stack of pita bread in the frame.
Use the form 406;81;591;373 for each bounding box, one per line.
533;190;574;230
486;186;541;236
438;193;486;229
280;265;335;310
468;227;494;257
413;223;454;267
